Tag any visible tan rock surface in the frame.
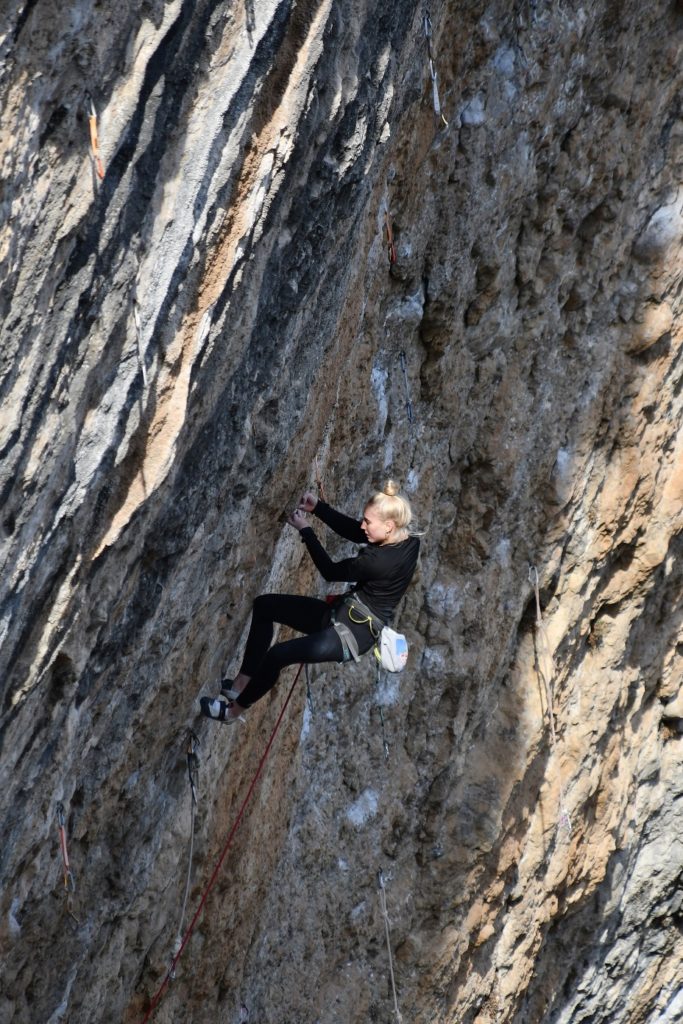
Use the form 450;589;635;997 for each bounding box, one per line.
0;2;682;1023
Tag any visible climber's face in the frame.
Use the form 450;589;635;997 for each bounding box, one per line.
362;506;395;545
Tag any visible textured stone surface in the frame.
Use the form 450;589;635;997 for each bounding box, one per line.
1;1;682;1022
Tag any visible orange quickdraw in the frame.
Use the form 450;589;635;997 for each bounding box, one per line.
56;802;75;894
384;209;397;265
88;102;105;180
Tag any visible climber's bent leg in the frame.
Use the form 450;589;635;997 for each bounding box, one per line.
239;593;331;678
236;626;344;708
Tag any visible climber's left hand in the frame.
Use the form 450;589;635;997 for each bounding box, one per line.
288;509;308;531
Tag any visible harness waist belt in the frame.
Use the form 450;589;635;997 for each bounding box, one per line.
330;594;388;664
341;594;386;631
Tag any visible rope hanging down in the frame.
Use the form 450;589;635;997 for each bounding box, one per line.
378;870;403;1024
170;731;200;979
422;12;449;127
139;665;303;1024
528;567;571;835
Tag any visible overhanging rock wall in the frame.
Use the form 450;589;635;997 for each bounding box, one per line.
1;1;682;1022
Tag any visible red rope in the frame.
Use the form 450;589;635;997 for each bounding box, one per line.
139;665;303;1023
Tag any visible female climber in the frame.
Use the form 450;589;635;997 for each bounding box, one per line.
200;480;419;723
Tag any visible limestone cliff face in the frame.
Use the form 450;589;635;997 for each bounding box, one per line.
1;1;682;1022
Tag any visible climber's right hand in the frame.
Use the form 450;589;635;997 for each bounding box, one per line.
298;492;318;513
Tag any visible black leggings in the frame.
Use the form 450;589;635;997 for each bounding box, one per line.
237;594;376;708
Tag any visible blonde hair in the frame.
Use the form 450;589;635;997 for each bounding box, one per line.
366;479;413;542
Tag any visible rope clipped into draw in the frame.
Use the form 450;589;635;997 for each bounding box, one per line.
378;870;403;1023
528;567;571;836
422;11;449;127
55;801;79;925
384;208;398;265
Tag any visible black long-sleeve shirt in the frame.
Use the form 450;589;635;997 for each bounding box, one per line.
299;500;419;623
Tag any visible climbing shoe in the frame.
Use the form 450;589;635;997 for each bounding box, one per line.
200;696;242;723
220;678;240;700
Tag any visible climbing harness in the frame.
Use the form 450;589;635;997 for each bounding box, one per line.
334;619;359;662
528;567;572;835
170;731;200;980
377;870;403;1023
384;208;398;265
139;665;304;1023
348;597;409;673
331;597;396;757
422;12;449;128
332;596;379;662
88;100;105;180
330;601;364;663
55;802;79;925
332;596;409;672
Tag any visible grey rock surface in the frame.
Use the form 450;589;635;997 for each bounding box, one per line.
0;1;682;1022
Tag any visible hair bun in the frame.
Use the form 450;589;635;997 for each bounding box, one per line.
368;480;414;538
